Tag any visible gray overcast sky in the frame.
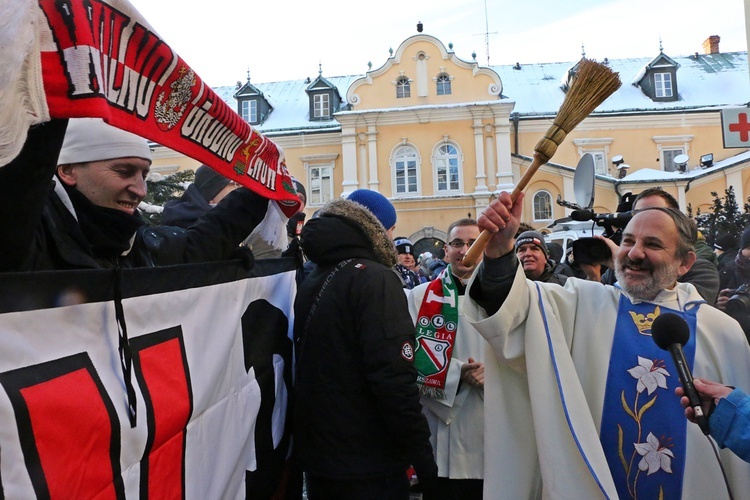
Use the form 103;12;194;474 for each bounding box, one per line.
128;0;747;86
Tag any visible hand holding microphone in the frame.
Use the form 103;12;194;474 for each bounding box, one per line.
651;313;710;435
675;379;732;425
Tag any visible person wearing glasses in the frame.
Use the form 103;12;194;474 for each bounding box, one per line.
405;218;486;499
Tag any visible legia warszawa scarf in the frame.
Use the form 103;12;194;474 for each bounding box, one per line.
414;266;459;399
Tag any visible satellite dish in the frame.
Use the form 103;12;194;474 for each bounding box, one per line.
673;154;690;172
673;154;689;166
573;153;596;209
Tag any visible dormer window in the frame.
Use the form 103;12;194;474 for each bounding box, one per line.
314;94;330;118
654;73;673;98
305;72;341;122
633;53;679;102
436;73;452;95
241;100;258;123
396;77;411;98
234;79;271;125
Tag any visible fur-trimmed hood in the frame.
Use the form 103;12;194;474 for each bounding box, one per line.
300;198;397;268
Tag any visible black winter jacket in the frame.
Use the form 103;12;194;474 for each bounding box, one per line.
1;120;267;272
293;199;438;483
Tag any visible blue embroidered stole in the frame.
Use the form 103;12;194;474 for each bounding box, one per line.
600;295;699;499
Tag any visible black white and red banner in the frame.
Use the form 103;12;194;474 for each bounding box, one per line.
0;259;296;498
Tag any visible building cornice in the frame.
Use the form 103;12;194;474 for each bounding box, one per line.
336;101;515;127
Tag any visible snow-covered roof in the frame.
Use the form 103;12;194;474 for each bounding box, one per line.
213;75;361;135
494;52;748;115
212;51;748;133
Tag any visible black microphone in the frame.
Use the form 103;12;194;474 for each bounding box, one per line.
570;210;633;226
570;209;596;222
651;313;710;435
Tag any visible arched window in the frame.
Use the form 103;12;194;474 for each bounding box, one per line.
396;76;411;98
533;191;553;221
436;74;451;95
393;145;419;196
433;143;462;193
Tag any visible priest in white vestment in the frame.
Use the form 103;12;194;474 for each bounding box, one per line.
464;192;750;499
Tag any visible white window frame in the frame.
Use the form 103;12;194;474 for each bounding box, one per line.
396;77;411;98
532;190;553;222
391;144;420;197
432;142;463;194
573;138;613;176
653;135;693;171
241;100;257;123
436;74;451;95
654;72;673;98
307;162;334;206
313;94;330;118
662;147;686;172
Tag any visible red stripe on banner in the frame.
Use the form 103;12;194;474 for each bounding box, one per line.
138;337;191;499
21;368;118;500
37;0;301;216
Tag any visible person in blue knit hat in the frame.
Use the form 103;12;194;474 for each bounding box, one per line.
347;189;397;238
293;189;438;498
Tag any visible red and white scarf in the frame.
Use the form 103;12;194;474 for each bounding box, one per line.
2;0;299;217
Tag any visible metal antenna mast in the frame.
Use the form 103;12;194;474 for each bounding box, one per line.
474;0;497;65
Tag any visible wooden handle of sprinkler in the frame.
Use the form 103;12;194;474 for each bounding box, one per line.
462;151;549;267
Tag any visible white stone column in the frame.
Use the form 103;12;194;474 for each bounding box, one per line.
367;127;380;191
727;170;744;208
341;127;359;196
357;133;368;189
494;118;514;192
472;119;488;193
483;124;496;191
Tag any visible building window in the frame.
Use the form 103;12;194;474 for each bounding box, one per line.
653;135;692;172
434;143;461;193
313;94;330;118
396;77;411;98
590;151;607;176
572;138;614;177
309;165;333;205
241;100;257;123
393;145;419;195
662;147;686;172
533;191;553;221
436;74;451;95
654;73;673;98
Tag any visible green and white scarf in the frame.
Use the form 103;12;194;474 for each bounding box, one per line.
414;266;459;399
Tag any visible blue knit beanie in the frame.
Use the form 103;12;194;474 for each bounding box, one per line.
347;189;397;230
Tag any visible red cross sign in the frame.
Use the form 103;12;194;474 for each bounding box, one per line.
722;107;750;148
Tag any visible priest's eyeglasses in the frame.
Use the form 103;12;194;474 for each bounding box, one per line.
447;239;476;249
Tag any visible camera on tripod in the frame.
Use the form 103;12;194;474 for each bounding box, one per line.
725;284;750;317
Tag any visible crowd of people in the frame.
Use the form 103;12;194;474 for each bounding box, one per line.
3;118;750;499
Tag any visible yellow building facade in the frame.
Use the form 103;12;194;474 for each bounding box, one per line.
149;31;750;251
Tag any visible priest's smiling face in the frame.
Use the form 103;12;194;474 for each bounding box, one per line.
614;209;696;301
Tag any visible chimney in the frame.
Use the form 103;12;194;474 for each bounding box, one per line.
702;35;720;54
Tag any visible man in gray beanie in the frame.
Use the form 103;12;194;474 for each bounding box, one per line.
514;230;568;284
0;119;268;271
